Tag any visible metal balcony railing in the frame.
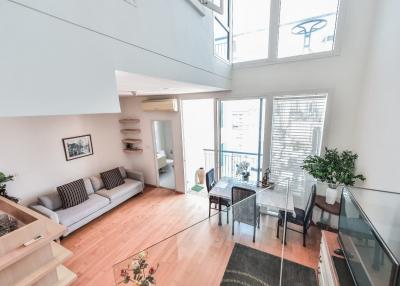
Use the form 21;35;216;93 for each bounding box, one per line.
203;149;263;181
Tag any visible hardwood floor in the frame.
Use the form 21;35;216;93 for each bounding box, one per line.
62;187;321;286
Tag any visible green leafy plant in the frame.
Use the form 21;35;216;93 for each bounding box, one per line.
0;172;14;197
302;148;366;188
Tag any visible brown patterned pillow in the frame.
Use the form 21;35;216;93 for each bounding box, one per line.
100;168;125;190
57;179;89;209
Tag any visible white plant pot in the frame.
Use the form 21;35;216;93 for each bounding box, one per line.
325;187;338;205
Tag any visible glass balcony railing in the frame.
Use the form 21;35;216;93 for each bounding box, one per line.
112;178;313;286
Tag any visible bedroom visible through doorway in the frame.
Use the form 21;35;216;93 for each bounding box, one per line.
153;120;176;190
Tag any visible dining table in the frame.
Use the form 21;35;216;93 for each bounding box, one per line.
209;177;295;226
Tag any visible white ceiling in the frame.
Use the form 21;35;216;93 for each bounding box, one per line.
115;70;226;96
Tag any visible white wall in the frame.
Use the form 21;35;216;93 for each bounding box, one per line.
231;0;376;151
353;0;400;192
0;0;231;117
0;113;130;205
120;97;184;192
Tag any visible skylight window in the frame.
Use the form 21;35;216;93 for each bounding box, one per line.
277;0;340;58
232;0;270;63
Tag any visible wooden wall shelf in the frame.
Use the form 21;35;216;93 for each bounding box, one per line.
121;129;141;134
122;139;142;144
119;118;140;124
124;149;143;154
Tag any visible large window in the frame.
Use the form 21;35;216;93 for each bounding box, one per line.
277;0;340;58
214;0;231;61
269;95;327;201
214;0;341;63
232;0;270;63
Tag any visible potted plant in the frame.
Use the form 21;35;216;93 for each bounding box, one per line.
0;172;18;203
302;148;366;204
236;161;250;181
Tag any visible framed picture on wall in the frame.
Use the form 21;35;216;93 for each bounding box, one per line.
62;134;94;161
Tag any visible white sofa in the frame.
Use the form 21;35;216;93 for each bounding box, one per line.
30;167;144;237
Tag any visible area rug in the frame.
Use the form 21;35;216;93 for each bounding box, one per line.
221;243;317;286
191;184;204;192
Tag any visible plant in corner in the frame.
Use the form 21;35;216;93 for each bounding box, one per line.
301;148;366;205
0;172;18;203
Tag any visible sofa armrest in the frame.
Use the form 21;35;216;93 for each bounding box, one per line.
126;169;144;185
30;205;60;224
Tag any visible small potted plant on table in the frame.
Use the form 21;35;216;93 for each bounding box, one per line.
302;148;366;205
0;172;18;203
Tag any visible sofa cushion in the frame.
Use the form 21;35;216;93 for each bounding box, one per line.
57;179;89;209
38;192;62;211
90;175;105;191
119;167;127;179
56;194;109;227
100;168;125;190
96;179;142;201
83;177;95;195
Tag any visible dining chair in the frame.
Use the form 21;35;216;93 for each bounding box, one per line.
276;184;316;247
206;169;230;224
231;186;260;243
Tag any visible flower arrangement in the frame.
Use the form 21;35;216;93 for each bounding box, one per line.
236;161;250;181
119;251;159;286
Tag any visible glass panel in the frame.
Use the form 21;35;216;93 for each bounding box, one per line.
278;0;340;58
339;188;398;286
114;179;291;286
214;0;229;28
232;0;270;63
220;99;265;182
214;18;229;61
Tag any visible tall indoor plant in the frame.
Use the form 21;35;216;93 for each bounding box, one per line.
302;148;366;204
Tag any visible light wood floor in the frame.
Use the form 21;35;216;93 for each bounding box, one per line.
62;187;321;286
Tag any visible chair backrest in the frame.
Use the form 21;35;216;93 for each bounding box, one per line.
206;169;216;193
231;186;257;226
304;184;317;225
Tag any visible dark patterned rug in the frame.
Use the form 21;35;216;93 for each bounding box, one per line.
221;243;317;286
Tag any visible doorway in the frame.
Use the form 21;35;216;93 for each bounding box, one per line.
152;120;176;190
181;99;215;196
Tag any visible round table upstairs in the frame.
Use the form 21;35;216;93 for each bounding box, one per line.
315;195;340;216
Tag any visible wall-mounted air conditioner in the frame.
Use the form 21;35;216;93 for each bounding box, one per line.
141;99;179;112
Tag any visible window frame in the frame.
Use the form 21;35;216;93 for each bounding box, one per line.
213;0;232;63
231;0;344;68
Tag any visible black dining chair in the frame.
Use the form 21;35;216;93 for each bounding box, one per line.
231;186;260;243
206;169;230;224
276;184;317;247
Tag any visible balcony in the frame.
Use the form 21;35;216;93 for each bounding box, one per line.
203;149;263;181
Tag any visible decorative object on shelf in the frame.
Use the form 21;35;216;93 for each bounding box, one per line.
236;161;250;181
0;172;18;203
195;167;205;184
119;251;159;285
261;168;272;187
62;134;93;161
120;118;142;155
302;147;366;205
0;213;18;237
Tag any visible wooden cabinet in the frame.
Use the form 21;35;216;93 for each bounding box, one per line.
0;197;76;286
318;231;340;286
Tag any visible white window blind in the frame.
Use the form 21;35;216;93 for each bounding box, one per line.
269;95;327;202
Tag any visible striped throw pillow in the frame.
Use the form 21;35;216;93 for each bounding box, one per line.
100;168;125;190
57;179;89;209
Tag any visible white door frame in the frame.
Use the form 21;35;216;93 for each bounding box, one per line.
151;120;176;190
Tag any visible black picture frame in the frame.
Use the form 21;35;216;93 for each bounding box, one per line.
62;134;94;161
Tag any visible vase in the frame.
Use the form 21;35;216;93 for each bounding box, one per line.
325;186;338;205
195;168;205;184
